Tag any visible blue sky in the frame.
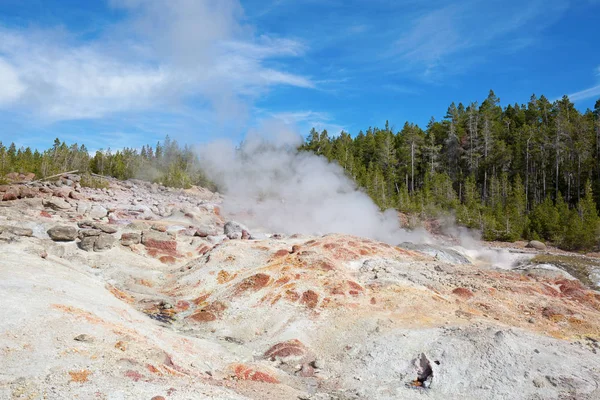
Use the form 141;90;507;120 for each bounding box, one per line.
0;0;599;151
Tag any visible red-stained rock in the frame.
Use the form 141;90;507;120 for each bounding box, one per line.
188;310;216;322
197;245;211;255
40;210;52;218
452;287;474;299
285;290;300;302
273;249;289;258
188;301;227;322
152;224;167;233
142;231;177;254
124;370;143;382
555;279;588;301
235;273;270;294
241;230;250;240
19;186;38;198
151;396;166;400
347;281;364;292
231;364;279;384
2;191;18;201
121;232;141;246
264;339;307;361
301;290;319;309
159;255;177;264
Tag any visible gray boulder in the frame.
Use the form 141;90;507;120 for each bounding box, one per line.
120;232;141;246
89;205;108;219
526;240;547;251
78;229;101;239
0;225;33;237
224;221;251;240
79;236;96;251
79;233;116;252
195;225;219;238
397;242;472;265
43;198;71;210
94;233;115;251
47;225;78;241
92;222;117;234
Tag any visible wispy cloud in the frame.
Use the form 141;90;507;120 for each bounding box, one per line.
265;110;345;135
566;65;600;102
382;83;419;95
0;0;314;122
391;0;569;79
567;85;600;102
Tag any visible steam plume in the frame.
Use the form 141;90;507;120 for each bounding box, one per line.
198;123;423;244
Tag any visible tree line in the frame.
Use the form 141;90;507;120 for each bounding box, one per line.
0;136;214;190
301;91;600;250
1;90;599;249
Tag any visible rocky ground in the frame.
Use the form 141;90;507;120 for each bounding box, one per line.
1;174;599;399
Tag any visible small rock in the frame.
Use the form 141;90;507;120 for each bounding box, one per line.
47;225;78;241
69;191;84;200
224;221;251;240
0;225;33;237
43;198;71;210
18;186;38;199
74;334;95;343
94;233;116;251
207;235;227;244
93;222;117;234
89;205;108;219
120;232;141;246
79;229;101;238
40;250;48;259
194;226;219;238
142;231;177;252
127;221;147;231
53;186;73;198
79;236;96;252
76;203;90;214
152;224;167;233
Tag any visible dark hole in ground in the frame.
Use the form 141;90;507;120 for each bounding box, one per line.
143;301;176;324
410;353;434;388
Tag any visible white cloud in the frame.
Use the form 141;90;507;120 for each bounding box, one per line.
0;58;25;105
0;0;313;121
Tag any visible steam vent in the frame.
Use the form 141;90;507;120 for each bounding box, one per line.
2;1;600;399
1;173;599;399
